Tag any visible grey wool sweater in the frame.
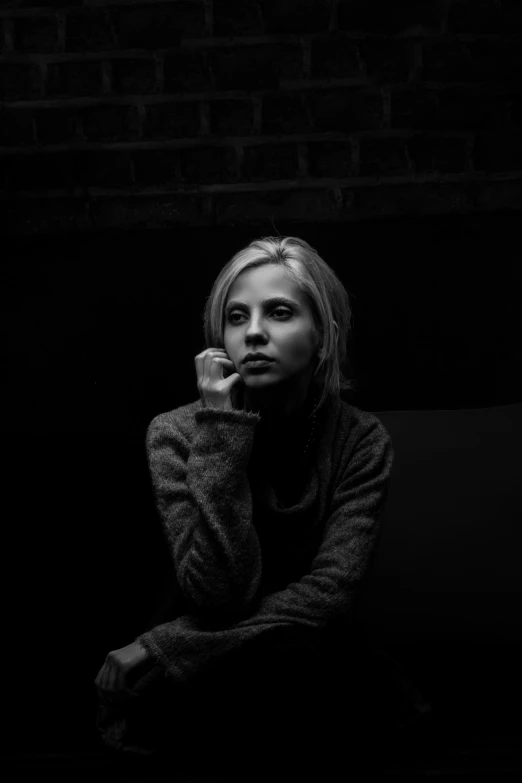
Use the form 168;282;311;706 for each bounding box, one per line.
133;388;395;688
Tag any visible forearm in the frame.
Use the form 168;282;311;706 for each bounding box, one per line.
148;406;263;613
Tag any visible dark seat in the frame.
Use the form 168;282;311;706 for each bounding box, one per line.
351;401;522;751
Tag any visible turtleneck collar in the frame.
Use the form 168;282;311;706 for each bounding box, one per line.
232;380;320;432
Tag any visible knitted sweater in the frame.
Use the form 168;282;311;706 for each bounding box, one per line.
133;388;395;688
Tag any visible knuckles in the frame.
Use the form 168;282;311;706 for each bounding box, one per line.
196;348;226;359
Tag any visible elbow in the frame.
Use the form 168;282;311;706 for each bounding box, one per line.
179;549;262;618
181;570;260;619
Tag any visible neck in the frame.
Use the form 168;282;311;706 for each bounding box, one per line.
242;377;316;427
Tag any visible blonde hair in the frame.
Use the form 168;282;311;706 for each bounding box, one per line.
202;235;358;413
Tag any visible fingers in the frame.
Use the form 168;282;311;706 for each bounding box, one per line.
196;348;232;393
206;350;229;382
93;665;104;694
107;659;118;692
94;657;125;706
209;357;234;379
99;660;110;692
206;354;224;379
116;664;128;695
195;348;227;387
94;665;111;706
95;665;134;707
96;659;114;703
195;347;242;410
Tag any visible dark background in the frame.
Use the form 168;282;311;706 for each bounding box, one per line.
3;214;522;436
2;213;522;754
1;0;522;761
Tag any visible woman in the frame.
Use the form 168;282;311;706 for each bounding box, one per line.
94;236;419;777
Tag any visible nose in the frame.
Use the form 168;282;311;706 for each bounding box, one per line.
244;311;268;341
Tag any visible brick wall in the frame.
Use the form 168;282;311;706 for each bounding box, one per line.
0;0;521;234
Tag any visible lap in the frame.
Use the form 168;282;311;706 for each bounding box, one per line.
97;630;376;766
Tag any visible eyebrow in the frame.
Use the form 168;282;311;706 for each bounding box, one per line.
225;296;299;312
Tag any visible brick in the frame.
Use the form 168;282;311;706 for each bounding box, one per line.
0;151;76;191
0;107;35;146
143;100;199;139
65;9;116;53
501;0;522;33
496;41;522;88
209;43;303;90
447;0;503;34
260;0;330;34
209;98;255;136
35;106;80;145
0;155;12;190
13;15;60;54
422;40;474;83
133;148;181;186
17;1;83;7
390;86;440;130
180;145;239;183
74;150;134;188
473;133;522;173
111;57;157;95
213;0;263;36
510;95;522;130
307;88;384;132
215;188;351;224
311;36;361;80
407;134;469;174
90;195;202;230
358;38;414;83
163;50;212;92
80;104;142;143
46;60;103;98
475;179;522;211
359;136;410;176
133;146;238;186
109;2;205;49
0;62;43;100
354;182;473;217
262;92;311;134
0;20;12;54
337;0;445;34
308;140;355;177
242;143;299;181
437;89;511;132
422;39;519;85
0;197;90;237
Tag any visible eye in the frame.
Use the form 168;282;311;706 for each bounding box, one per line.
228;308;291;323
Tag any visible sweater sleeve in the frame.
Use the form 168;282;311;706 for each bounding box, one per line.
136;417;394;684
145;405;263;616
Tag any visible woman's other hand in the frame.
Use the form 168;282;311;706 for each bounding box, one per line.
94;641;150;706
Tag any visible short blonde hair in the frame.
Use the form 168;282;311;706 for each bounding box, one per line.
202;235;358;413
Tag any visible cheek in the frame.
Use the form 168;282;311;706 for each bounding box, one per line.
284;333;315;364
224;334;240;364
223;330;233;350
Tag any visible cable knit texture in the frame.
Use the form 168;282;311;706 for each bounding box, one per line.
96;388;396;756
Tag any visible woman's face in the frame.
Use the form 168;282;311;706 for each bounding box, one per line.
223;264;321;409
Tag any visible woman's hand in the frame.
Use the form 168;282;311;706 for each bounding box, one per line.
94;641;150;706
195;347;242;411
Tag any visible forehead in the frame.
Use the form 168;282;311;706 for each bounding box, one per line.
227;264;305;302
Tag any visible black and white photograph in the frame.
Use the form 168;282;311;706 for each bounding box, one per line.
1;1;521;781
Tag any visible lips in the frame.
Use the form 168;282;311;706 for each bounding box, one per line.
243;355;273;363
